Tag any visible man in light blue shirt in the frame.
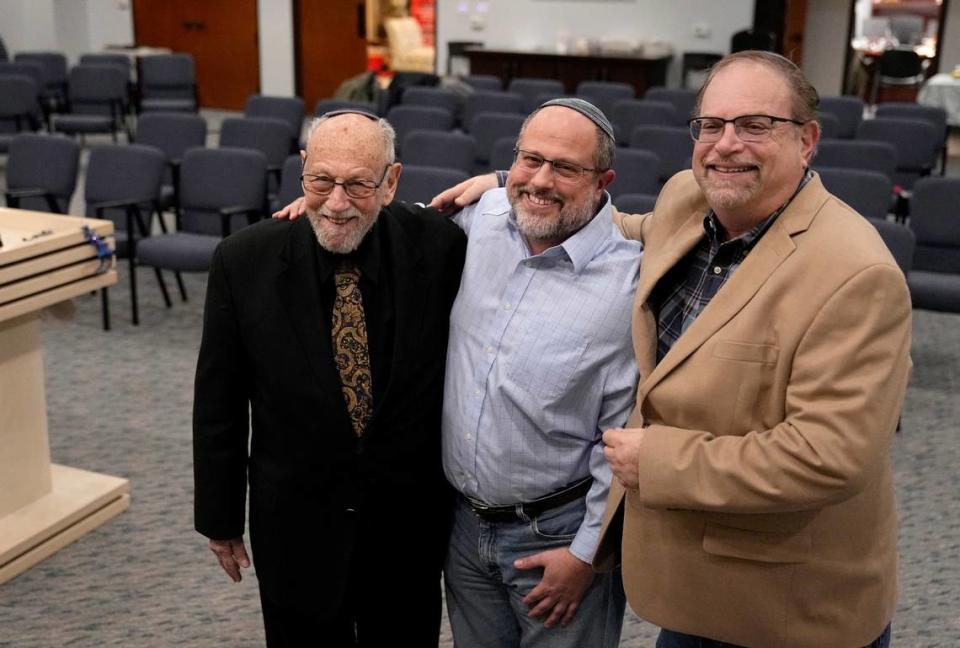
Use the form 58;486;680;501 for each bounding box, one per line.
439;98;641;647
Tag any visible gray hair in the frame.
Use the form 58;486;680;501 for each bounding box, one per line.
305;113;397;165
517;107;616;172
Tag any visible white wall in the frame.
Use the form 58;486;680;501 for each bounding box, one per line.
0;0;59;55
801;0;850;96
435;0;754;86
258;0;295;96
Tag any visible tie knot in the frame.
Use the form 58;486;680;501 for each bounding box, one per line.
335;260;361;286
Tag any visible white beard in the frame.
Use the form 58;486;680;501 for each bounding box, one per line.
305;204;377;254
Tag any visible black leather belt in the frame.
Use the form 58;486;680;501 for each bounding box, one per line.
464;477;593;523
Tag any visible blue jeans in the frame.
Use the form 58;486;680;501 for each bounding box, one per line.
444;496;625;648
656;623;892;648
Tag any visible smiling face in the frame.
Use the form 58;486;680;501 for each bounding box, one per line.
505;106;615;252
300;114;399;254
692;60;818;236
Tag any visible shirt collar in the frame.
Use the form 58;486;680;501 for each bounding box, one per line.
507;191;614;275
702;169;814;249
316;218;382;284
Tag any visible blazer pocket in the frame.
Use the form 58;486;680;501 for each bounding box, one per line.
702;522;810;564
712;340;779;364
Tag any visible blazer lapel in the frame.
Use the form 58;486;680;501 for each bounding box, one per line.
639;175;829;397
276;218;335;386
371;212;427;422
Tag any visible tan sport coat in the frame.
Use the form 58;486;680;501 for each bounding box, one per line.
595;171;912;648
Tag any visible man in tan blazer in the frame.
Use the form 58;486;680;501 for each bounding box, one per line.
597;52;911;647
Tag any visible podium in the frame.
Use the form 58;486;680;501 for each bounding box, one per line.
0;208;129;584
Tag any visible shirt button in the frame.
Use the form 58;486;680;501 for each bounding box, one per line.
466;433;472;440
504;303;512;311
474;389;481;396
713;266;722;274
485;346;494;354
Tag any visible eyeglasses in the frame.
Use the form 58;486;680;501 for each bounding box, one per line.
688;114;807;143
513;148;601;182
300;165;391;199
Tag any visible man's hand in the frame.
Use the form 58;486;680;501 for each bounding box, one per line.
602;427;645;490
272;196;306;220
515;547;594;628
429;173;499;213
209;537;251;583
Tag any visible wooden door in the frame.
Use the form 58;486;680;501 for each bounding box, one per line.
296;0;368;112
133;0;260;110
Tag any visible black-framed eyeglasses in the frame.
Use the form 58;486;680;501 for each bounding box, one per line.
688;114;807;143
513;148;601;181
300;165;391;199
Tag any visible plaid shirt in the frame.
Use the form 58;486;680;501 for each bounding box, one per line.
651;170;813;363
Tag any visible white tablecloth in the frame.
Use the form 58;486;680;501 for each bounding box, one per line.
918;73;960;126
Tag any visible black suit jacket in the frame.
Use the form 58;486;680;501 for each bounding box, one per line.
193;203;466;613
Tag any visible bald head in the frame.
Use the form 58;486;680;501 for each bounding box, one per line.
305;112;397;169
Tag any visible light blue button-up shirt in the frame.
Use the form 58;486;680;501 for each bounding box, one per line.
442;188;642;562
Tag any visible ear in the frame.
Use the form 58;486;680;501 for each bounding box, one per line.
798;120;820;165
300;149;307;165
380;162;402;204
597;168;616;192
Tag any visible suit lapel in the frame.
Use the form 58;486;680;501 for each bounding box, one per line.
370;210;427;422
276;218;336;386
639;175;829;397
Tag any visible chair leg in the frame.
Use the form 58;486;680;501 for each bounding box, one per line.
154;268;173;308
129;255;139;326
174;272;188;302
101;288;111;331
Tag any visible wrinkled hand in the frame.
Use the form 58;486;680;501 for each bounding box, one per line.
429;173;499;213
602;427;645;490
272;196;306;220
515;547;594;628
209;537;251;583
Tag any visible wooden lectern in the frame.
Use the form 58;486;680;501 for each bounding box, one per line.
0;208;129;584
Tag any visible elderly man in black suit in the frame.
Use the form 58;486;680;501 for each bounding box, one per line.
193;110;467;647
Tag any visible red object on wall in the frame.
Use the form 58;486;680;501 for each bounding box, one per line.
410;0;435;47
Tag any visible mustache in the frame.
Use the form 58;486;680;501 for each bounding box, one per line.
318;205;363;219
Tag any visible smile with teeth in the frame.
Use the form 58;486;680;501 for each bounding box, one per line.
709;164;757;174
325;214;355;224
523;192;561;207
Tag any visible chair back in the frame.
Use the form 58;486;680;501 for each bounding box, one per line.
610;149;661;198
385;105;454;155
643;87;697;126
463;74;501;92
878;48;923;81
909;177;960;273
489;136;518;171
876;103;947;137
817;95;865;139
576;81;634;118
817;167;893;220
135;112;208;162
463;91;524;131
394;165;469;204
628;125;692;182
313;98;379;117
84;143;166;234
6;133;79;213
612;99;677;145
818;113;840;139
813;139;898;179
80;53;132;79
0;61;44;99
470;112;526;169
857;117;940;188
180;147;267;235
401;130;476;174
889;15;925;46
139;53;197;111
867;218;915;276
219;116;293;171
0;74;39;132
66;64;127;114
614;192;658;215
14;52;67;98
507;78;566;112
244;94;305;147
401;86;459;119
274;154;304;211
